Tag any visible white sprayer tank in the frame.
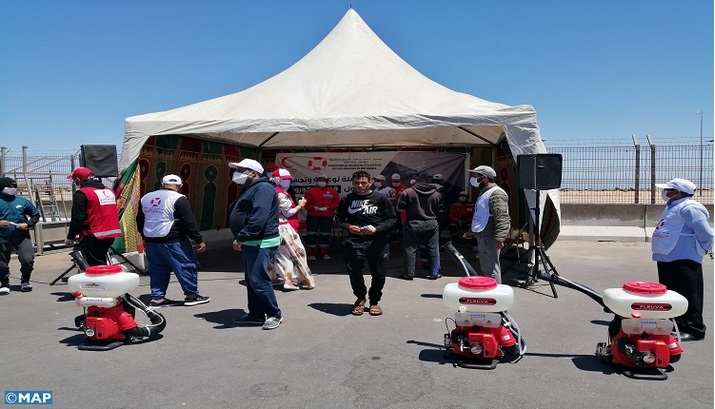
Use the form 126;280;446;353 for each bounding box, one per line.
443;276;514;312
602;281;687;320
67;265;140;298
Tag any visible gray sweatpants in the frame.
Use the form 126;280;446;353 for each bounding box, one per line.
475;234;501;283
0;235;35;285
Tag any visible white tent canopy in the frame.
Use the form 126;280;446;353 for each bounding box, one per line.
121;8;559;243
121;8;546;172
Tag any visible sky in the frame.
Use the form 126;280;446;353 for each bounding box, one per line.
0;0;712;156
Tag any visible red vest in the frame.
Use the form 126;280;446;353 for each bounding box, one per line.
79;186;123;240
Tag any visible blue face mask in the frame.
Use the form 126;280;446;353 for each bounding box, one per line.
2;187;17;196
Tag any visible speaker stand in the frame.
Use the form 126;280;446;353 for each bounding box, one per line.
519;189;560;298
50;262;78;286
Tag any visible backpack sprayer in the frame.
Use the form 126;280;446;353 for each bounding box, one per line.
66;251;166;351
441;243;526;369
443;242;688;379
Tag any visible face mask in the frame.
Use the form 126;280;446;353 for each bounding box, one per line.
661;190;671;202
280;180;291;190
469;177;481;188
232;171;249;185
374;182;383;188
458;196;467;202
317;181;327;187
2;187;17;196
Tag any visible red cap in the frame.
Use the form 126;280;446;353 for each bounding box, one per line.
271;169;292;180
622;281;667;295
67;167;93;180
458;276;498;289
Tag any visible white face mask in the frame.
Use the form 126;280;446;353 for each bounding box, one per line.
2;187;17;196
280;180;291;190
469;177;481;188
661;190;671;202
232;171;249;185
374;182;383;188
458;196;467;202
317;181;327;187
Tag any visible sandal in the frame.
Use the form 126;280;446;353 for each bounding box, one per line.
352;298;366;316
368;304;383;316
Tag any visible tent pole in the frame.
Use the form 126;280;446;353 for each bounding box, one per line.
457;127;496;145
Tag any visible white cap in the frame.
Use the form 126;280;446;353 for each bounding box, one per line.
162;174;182;186
469;165;496;179
374;174;386;181
317;174;328;180
459;191;468;196
655;178;696;195
229;159;264;174
391;173;401;181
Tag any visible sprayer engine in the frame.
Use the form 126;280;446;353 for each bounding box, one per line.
67;264;165;351
443;276;522;368
598;281;688;379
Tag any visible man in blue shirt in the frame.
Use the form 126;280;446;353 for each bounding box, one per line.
229;159;282;330
0;177;40;294
652;178;713;341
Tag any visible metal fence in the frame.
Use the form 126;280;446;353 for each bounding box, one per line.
2;144;713;207
550;142;714;205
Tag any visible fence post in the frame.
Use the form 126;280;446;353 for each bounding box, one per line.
0;146;7;177
632;135;640;204
647;135;656;204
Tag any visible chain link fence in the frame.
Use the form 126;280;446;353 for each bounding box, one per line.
550;143;713;205
2;143;713;210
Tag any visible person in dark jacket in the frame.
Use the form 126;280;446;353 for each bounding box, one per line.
336;170;396;316
396;171;444;280
0;177;40;294
229;159;283;330
137;174;209;307
65;167;123;266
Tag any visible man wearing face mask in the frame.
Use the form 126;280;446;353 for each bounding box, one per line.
65;167;123;267
229;159;283;330
303;174;340;260
0;177;40;294
463;165;511;283
652;178;713;341
373;174;396;203
448;191;473;245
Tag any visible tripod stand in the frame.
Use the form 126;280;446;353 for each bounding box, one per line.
520;189;560;298
49;246;147;286
50;249;89;286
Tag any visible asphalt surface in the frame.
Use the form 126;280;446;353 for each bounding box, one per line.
0;240;712;409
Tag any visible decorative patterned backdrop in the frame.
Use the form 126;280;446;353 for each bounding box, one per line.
114;135;256;252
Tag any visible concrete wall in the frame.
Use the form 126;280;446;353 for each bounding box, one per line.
559;203;715;242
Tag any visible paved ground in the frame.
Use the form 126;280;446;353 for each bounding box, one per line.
0;240;712;409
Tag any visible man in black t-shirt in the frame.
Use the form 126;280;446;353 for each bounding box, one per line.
336;171;396;317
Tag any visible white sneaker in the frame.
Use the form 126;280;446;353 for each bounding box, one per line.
322;254;331;260
307;256;317;261
21;282;33;292
0;286;10;295
283;283;299;291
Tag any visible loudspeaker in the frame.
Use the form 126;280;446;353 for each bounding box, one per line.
517;154;562;190
80;145;119;178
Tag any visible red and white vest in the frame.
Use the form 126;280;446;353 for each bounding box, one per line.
79;186;122;240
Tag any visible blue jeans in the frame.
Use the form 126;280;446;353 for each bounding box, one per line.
242;244;281;318
145;240;199;300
